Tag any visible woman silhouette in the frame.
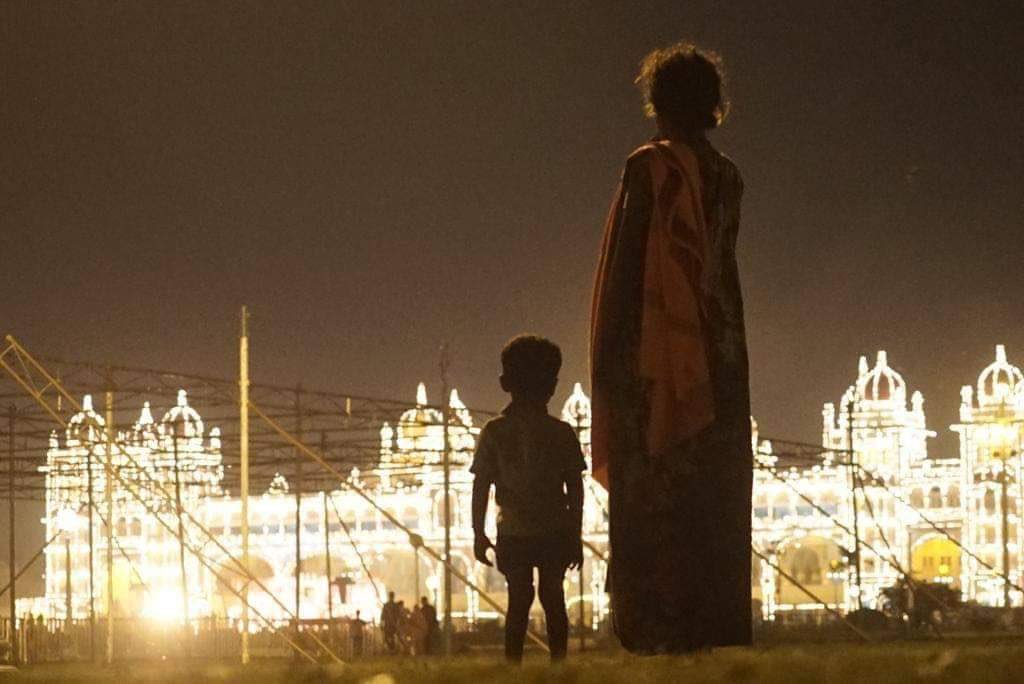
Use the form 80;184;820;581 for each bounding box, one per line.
591;43;752;653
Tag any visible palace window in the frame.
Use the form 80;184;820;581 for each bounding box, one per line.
947;486;960;508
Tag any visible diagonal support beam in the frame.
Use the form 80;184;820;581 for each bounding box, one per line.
0;335;337;665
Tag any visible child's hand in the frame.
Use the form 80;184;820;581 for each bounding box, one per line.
568;541;583;571
474;534;495;566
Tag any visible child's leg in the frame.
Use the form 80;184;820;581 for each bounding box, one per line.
503;566;535;662
537;563;569;660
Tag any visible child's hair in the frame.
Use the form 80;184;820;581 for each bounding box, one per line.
636;41;727;131
500;335;562;399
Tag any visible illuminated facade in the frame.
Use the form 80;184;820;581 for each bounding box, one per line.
753;345;1024;618
19;345;1024;623
20;384;609;626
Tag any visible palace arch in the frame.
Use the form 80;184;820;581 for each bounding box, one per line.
775;536;844;608
910;536;961;587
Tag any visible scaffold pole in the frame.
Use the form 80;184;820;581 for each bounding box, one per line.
7;406;17;666
847;397;864;610
87;442;96;662
440;344;452;656
104;385;114;665
294;385;303;638
240;307;251;665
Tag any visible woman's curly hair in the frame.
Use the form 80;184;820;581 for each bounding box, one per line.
637;42;728;131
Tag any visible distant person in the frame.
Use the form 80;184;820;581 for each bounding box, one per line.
351;609;365;656
471;335;586;663
408;602;428;655
419;596;439;655
380;591;400;653
395;600;414;654
590;42;752;653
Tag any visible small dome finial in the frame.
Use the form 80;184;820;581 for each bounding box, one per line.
877;350;888;367
139;401;154;424
416;382;427;406
177;389;188;407
996;344;1007;363
858;356;868;376
449;388;465;408
82;395;93;412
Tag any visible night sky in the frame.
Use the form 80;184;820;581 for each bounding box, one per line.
5;1;1024;458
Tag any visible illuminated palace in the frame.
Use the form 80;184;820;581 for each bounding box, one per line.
20;384;609;625
754;345;1024;616
19;345;1024;622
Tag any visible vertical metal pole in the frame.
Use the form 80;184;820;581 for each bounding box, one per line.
239;306;250;664
578;565;585;650
321;433;333;624
64;535;72;623
104;389;114;665
323;495;333;622
847;397;863;610
1001;464;1011;607
171;433;189;635
294;387;302;628
86;444;96;662
7;407;17;666
413;548;420;604
440;346;452;655
571;409;585;652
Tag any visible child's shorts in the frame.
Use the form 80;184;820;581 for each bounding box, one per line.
496;532;576;575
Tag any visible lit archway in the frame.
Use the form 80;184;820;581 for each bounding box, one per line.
910;536;960;587
776;536;843;608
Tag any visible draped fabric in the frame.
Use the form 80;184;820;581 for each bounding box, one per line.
591;141;715;489
589;137;752;653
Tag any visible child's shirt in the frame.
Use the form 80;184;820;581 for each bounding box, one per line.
470;401;586;538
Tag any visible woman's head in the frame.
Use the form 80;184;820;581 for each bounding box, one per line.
637;42;727;133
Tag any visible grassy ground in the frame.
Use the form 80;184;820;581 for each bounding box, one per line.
5;642;1024;683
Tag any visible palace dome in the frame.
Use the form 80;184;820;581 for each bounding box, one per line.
856;351;905;403
161;389;204;438
560;382;591;428
67;394;105;445
132;401;160;444
395;383;444;458
977;344;1023;406
397;383;443;437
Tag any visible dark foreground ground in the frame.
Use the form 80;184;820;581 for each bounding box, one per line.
3;642;1024;684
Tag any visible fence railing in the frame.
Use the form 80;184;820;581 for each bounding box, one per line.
0;616;384;664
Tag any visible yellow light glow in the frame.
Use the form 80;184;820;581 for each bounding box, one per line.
142;589;185;623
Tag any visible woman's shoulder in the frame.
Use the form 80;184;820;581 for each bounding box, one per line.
616;145;658;193
626;142;661;164
703;143;743;190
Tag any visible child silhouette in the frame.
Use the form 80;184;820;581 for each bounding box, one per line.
471;335;585;662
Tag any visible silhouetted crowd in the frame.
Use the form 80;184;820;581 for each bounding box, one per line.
379;592;440;656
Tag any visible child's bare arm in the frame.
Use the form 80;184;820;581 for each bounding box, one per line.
566;471;584;569
567;471;584;533
471;476;494;566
